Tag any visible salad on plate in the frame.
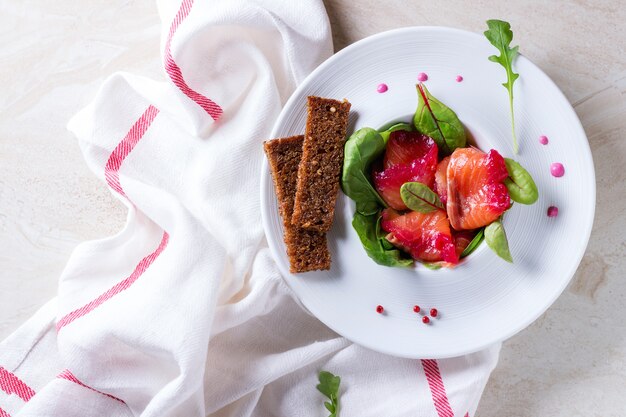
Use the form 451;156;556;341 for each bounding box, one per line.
341;82;538;269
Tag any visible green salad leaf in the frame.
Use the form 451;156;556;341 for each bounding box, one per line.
400;182;444;213
485;219;513;262
484;19;520;154
341;128;387;215
460;228;485;258
317;371;341;417
413;83;466;154
352;211;413;268
375;215;395;250
503;158;538;204
421;261;443;270
379;122;413;142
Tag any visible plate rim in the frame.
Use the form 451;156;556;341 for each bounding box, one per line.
260;25;596;358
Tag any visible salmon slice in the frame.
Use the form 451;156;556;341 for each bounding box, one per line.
384;130;437;169
373;131;438;210
381;208;458;264
453;230;477;256
446;148;511;230
434;156;450;206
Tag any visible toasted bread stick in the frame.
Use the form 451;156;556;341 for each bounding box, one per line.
264;135;331;273
292;96;351;232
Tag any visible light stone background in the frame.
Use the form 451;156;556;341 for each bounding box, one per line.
1;0;624;415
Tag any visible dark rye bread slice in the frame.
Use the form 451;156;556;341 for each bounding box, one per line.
292;96;351;232
263;135;331;273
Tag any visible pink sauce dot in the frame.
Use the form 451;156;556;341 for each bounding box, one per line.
547;206;559;217
376;83;388;93
550;162;565;177
539;135;549;145
417;72;428;82
456;75;464;82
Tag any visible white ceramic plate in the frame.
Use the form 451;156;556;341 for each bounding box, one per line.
260;27;595;358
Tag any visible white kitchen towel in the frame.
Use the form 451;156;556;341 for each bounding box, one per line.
0;1;500;416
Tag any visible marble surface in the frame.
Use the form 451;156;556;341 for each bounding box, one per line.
1;0;624;415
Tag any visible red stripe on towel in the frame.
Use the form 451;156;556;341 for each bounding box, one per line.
0;367;35;402
104;105;159;198
164;0;223;120
0;407;11;417
56;231;169;331
421;359;454;417
58;369;124;404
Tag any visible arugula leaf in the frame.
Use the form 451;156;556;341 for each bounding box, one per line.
341;128;387;215
352;211;413;268
485;219;513;262
413;83;466;154
400;182;444;213
503;158;538;204
317;371;341;417
460;228;485;258
484;19;520;154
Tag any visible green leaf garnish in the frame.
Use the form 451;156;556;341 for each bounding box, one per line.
422;261;443;270
375;215;395;250
503;158;538;204
352;211;413;268
400;182;444;213
341;128;388;215
317;371;341;417
484;19;520;154
379;122;413;143
460;228;485;258
485;219;513;262
413;83;466;154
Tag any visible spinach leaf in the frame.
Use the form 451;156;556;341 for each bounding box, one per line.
352;211;413;268
380;122;413;143
375;215;395;250
484;19;520;154
400;182;444;213
341;128;387;215
413;83;466;154
460;228;485;258
503;158;538;204
485;219;513;263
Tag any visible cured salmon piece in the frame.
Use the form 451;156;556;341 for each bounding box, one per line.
384;130;437;169
381;208;458;264
434;156;450;206
373;131;438;210
446;148;511;230
453;230;477;256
